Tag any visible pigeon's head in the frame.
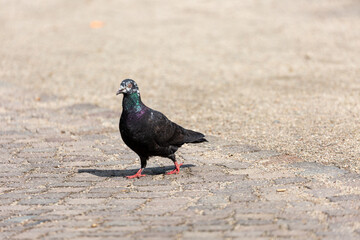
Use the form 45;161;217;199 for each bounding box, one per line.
116;79;140;96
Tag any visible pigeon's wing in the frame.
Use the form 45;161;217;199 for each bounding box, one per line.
145;109;185;146
147;109;204;147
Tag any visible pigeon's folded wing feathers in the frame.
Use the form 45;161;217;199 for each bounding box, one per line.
148;110;204;147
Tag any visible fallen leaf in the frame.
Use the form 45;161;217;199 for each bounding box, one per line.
90;21;104;29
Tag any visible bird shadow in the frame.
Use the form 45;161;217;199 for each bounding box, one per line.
78;164;195;178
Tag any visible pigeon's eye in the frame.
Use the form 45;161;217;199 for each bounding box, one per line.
127;83;133;88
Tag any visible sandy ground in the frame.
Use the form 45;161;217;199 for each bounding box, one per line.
1;0;359;171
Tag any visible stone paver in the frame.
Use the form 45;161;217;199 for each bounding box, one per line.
1;82;360;240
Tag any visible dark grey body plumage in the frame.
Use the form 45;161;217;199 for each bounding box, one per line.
120;101;206;168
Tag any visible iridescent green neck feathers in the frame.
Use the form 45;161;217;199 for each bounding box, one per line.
123;92;143;112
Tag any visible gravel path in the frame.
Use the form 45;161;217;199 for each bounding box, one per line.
1;80;360;239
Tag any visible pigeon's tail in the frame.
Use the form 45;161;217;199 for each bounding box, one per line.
184;129;207;144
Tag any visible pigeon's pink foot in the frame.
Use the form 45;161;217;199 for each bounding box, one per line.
126;169;146;179
166;162;183;175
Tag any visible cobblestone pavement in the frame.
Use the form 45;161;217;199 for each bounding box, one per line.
1;82;360;240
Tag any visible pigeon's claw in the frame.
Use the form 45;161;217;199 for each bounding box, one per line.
166;169;180;175
166;162;183;175
126;169;146;179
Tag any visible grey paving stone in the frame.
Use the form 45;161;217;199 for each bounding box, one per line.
193;224;233;231
274;177;309;185
291;162;347;177
114;191;170;199
215;141;260;153
306;187;343;198
103;219;142;227
198;195;229;206
237;218;274;226
5;215;37;223
242;150;280;161
230;190;258;202
182;231;224;240
227;179;271;189
18;197;61;205
48;182;93;188
152;225;190;233
217;161;251;169
327;194;360;202
279;219;324;231
134;231;177;239
225;229;273;238
271;229;314;238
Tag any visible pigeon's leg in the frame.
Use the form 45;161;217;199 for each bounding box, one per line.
126;156;148;179
166;154;183;175
126;168;145;179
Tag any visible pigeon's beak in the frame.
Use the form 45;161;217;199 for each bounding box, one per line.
116;87;125;95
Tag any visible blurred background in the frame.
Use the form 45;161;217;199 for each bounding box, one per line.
1;0;359;171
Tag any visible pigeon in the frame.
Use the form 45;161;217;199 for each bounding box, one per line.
116;79;207;179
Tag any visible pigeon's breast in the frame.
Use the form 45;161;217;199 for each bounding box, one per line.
120;109;152;142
